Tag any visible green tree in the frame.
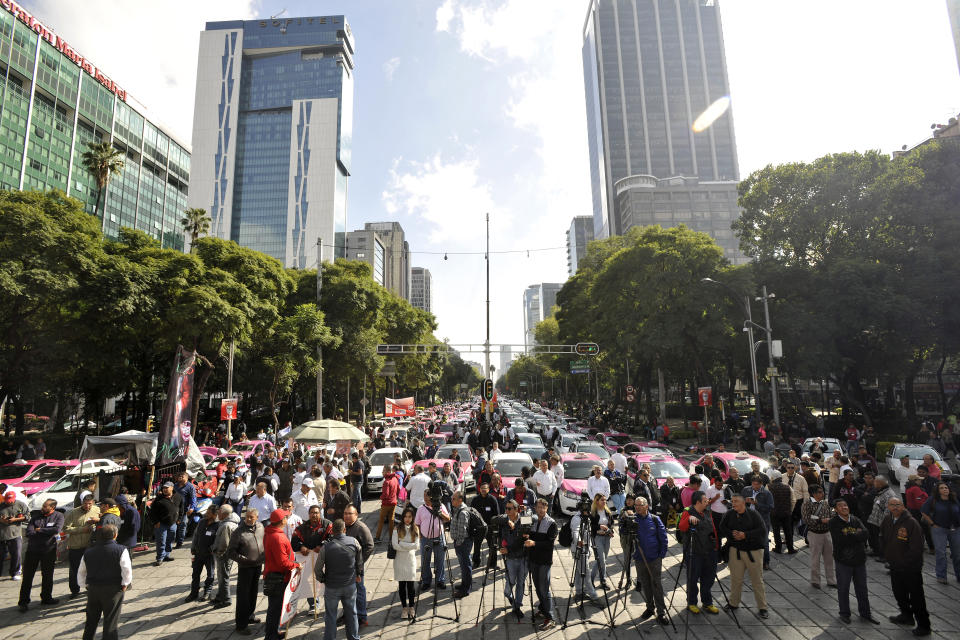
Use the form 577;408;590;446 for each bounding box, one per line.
81;142;124;224
181;207;211;251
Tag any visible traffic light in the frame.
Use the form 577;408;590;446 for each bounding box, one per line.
483;378;494;402
575;342;600;356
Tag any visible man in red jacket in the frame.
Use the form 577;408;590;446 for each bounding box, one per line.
375;466;399;543
263;509;301;640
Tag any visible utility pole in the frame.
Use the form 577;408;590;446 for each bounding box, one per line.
484;212;491;424
760;285;780;428
744;295;761;416
316;238;323;420
226;339;235;440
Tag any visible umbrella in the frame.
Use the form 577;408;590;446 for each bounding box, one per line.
288;420;370;444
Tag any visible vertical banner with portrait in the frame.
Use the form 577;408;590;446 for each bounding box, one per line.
157;345;197;465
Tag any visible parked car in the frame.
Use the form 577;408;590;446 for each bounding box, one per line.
569;440;610;462
0;459;61;487
515;433;544;447
597;432;633;452
688;452;772;480
625;454;689;487
885;443;952;484
800;437;844;455
14;460;79;496
365;448;413;493
557;452;605;515
26;459;123;512
491;452;535;489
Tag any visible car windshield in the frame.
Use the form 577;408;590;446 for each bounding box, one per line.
23;465;69;483
0;464;31;480
727;458;761;475
898;447;939;460
436;446;469;459
436;423;455;433
493;460;530;477
369;452;399;466
607;434;631;445
561;435;577;445
517;434;541;444
577;444;607;456
648;460;688;479
564;460;598;479
233;444;255;453
50;474;93;492
519;446;546;459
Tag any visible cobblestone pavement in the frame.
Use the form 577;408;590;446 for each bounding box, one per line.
1;496;959;639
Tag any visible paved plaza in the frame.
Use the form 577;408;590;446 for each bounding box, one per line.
1;493;958;640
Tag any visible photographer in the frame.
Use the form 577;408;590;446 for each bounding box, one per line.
570;494;605;608
506;478;535;514
414;486;450;590
589;494;615;589
632;497;668;625
470;482;500;569
678;491;720;615
498;500;528;617
526;498;558;630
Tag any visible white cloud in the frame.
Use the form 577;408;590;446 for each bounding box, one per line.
383;56;401;82
25;0;260;144
435;0;455;33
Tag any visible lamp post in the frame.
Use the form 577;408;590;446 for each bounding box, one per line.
757;286;780;429
701;278;761;415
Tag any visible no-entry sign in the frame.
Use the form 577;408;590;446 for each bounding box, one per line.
220;399;238;420
698;387;712;407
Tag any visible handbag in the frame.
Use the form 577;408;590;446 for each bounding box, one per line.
387;543;397;559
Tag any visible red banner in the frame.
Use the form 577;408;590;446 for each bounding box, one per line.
385;397;415;417
157;345;196;465
220;399;238;420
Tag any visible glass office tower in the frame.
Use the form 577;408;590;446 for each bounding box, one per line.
582;0;745;264
0;2;188;249
190;16;354;267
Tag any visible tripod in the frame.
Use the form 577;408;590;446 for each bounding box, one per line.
475;530;500;627
413;508;459;623
561;515;613;629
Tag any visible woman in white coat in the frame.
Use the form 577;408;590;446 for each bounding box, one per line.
392;505;420;619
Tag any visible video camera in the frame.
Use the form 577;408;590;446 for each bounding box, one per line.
518;514;534;537
576;491;592;515
427;479;450;505
619;514;638;536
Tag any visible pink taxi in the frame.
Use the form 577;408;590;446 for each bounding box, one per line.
625;453;689;487
688;451;772;481
15;459;79;496
556;452;604;515
597;432;633;453
0;459;62;490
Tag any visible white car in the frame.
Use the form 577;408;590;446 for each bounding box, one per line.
365;448;412;493
28;459;123;512
491;452;535;488
886;444;952;485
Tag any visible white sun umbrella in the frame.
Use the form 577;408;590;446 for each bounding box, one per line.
288;419;370;444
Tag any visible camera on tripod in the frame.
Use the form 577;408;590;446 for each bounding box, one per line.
576;491;592;515
517;514;534;536
427;479;450;505
619;515;638;536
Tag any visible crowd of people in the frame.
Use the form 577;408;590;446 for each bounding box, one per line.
1;404;959;640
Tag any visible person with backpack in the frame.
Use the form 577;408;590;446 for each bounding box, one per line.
527;497;559;630
677;491;720;615
632;496;669;625
450;490;484;598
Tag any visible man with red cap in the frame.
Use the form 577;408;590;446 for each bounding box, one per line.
263;508;301;640
0;490;28;580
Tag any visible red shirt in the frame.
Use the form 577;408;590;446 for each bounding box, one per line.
381;473;399;506
263;525;296;579
905;485;929;511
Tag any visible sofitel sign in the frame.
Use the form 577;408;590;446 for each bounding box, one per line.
0;0;127;102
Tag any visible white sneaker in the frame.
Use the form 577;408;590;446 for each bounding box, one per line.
13;573;21;581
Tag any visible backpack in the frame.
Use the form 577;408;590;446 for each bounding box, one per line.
558;519;573;547
466;508;487;540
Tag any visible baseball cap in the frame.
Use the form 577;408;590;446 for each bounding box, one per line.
3;491;15;502
268;509;288;524
302;478;314;488
162;481;174;488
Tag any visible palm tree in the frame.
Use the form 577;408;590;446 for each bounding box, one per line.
181;207;211;251
80;141;124;228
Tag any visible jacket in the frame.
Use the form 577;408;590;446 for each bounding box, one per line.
316;533;363;588
25;510;64;553
63;505;101;549
769;479;794;517
829;513;868;566
880;511;924;572
528;514;557;566
150;495;178;527
719;507;766;554
632;512;668;563
920;496;960;529
227;520;265;568
212;512;241;556
499;515;526;559
344;520;374;562
263;524;296;580
192;517;220;558
391;525;419;582
115;495;140;547
678;506;718;556
381;473;399;506
633;477;661;510
869;487;897;527
740;486;773;524
291;518;333;553
801;498;833;534
323;490;351;521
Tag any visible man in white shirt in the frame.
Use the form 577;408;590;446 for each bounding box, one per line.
279;498;303;539
292;478;319;522
533;459;557;500
246;482;277;525
406;466;431;509
549;456;564;487
611;448;628;475
587;465;610;499
77;524;132;640
489;442;503;462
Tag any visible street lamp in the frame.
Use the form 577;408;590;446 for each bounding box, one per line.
701;277;761;416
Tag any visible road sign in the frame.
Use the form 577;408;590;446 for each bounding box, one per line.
483;378;494;402
360;398;369;407
519;381;528;386
575;342;600;356
570;359;590;374
220;399;237;421
626;393;636;403
766;367;780;377
698;387;712;407
378;360;396;377
625;385;635;394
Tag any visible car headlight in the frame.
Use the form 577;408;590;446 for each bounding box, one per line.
562;490;580;500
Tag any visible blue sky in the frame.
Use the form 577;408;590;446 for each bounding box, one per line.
25;1;960;366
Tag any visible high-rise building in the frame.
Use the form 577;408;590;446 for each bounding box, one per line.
410;267;432;313
361;221;410;300
499;344;513;379
344;228;386;287
523;283;562;351
0;2;189;249
567;215;595;277
948;0;960;77
189;15;354;267
582;0;746;264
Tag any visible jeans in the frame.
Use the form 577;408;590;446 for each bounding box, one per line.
176;512;190;544
69;547;86;594
503;556;527;608
836;562;870;617
931;525;960;580
890;568;930;630
610;493;626;513
191;554;216;593
235;565;261;630
18;548;56;605
214;555;233;603
636;556;666;614
83;583;124;640
419;537;446;586
356;576;367;621
591;533;611;582
687;551;717;606
154;523;176;561
531;563;556;620
454;538;473;593
324;583;359;640
351;483;362;511
0;536;22;576
571;546;598;599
